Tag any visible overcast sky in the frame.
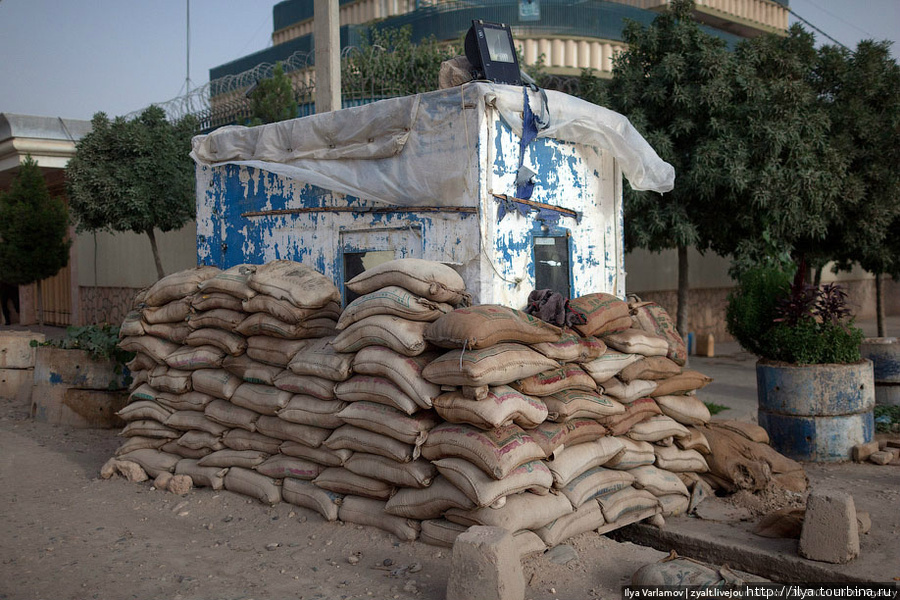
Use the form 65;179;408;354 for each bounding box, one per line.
0;0;896;122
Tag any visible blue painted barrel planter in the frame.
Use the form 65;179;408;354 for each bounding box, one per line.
756;359;874;462
860;337;900;407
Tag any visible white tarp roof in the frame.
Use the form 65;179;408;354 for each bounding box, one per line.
191;82;675;207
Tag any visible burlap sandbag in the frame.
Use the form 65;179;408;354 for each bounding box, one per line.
384;476;476;519
247;260;340;308
543;389;625;422
339;495;421;542
334;374;420;416
196;263;257;300
245;336;310;368
603;328;669;357
619;356;683;382
243;295;340;325
223;354;283;386
425;305;562;349
143;321;192;344
143;266;220;307
352;347;442;408
184;328;247;357
650;371;712;397
331;314;429;356
531;330;607;363
629;299;689;367
336;402;438;445
187;308;245;332
567;293;632;338
432;385;548;430
313;467;394;500
204;398;259;432
143;298;193;328
345;258;469;306
281;478;342;521
422;343;559;388
534;498;606;547
288;337;354;381
511;363;597;396
146;366;193;393
444;490;574;532
581;350;641;384
156;391;214;412
191;291;244;312
699;424;807;493
344;453;437;489
433;458;553;508
598;397;662;437
422;423;546;480
337;285;453;330
656;395;711;426
529;418;609;457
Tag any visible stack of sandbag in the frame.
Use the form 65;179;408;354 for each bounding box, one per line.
112;261;344;503
109;259;781;552
316;259;469;540
409;293;713;551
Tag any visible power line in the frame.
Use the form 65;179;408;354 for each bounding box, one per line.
787;6;851;51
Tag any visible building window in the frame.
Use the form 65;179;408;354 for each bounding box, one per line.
342;250;395;304
533;234;571;297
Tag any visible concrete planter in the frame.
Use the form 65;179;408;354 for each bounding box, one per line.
30;346;130;429
860;337;900;407
0;331;46;403
756;359;875;462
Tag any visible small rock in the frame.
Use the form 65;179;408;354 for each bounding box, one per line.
222;515;233;523
168;475;192;495
116;460;148;483
100;458;118;479
852;441;880;462
869;451;892;465
154;472;173;491
545;544;579;565
266;543;279;551
348;556;360;565
403;580;418;593
383;558;393;567
857;511;871;535
408;562;422;573
172;501;189;514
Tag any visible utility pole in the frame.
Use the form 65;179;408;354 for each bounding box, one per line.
314;0;341;113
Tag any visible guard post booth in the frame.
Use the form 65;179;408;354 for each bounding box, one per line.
191;82;674;306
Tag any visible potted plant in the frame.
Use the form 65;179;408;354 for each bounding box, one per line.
30;325;134;428
726;264;873;462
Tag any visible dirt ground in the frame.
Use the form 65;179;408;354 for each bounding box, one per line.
0;391;670;600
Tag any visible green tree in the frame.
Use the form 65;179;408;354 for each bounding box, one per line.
586;0;732;335
249;62;298;125
66;106;198;280
817;40;900;336
700;25;847;278
0;155;71;325
341;26;459;100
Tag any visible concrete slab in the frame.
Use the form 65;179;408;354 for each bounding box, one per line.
612;460;899;583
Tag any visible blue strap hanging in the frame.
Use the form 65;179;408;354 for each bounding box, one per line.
516;87;539;202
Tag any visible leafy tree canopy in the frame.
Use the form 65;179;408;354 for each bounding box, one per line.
699;25;847;272
0;155;71;286
598;0;731;254
66;106;198;279
817;40;900;279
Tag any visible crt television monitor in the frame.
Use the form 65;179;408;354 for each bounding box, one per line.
464;20;522;86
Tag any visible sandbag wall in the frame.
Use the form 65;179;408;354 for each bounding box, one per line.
109;259;719;552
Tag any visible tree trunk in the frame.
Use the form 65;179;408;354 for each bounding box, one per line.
36;279;44;327
145;228;165;280
876;272;885;337
813;264;823;287
677;244;689;337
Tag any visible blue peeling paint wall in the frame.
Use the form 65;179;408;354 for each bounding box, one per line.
196;99;624;307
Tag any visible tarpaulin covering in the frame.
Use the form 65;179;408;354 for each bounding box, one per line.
191;82;674;207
